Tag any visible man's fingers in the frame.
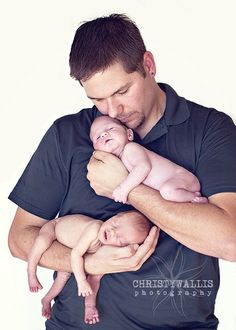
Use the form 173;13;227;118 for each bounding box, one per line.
93;150;124;167
87;154;100;170
92;150;110;162
85;227;159;275
129;226;159;269
136;226;159;257
113;244;139;260
87;151;108;170
87;152;115;176
113;226;159;271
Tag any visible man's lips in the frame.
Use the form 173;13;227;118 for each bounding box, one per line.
118;116;130;124
118;114;134;124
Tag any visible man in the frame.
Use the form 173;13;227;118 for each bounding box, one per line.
8;14;236;329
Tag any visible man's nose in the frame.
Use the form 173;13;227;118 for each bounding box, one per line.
107;98;123;118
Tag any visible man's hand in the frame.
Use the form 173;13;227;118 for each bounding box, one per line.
84;226;159;275
87;151;128;198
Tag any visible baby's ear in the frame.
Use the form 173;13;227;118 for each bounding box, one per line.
127;129;134;141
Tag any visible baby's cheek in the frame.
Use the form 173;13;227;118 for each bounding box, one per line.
94;141;101;150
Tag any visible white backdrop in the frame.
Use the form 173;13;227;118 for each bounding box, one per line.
1;1;236;329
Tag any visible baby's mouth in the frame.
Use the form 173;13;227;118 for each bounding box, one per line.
105;138;112;144
104;231;108;241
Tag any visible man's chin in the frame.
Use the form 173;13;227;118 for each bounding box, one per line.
124;117;144;130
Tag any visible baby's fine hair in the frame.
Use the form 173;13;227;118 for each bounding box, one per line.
90;116;128;140
117;210;152;242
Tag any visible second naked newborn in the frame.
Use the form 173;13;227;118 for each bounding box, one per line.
27;211;151;324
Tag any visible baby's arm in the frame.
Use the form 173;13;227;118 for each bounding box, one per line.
70;222;101;297
113;143;152;203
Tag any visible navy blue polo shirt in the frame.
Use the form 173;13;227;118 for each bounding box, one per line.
9;83;236;329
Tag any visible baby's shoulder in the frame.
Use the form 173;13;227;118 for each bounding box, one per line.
88;237;102;254
124;141;144;152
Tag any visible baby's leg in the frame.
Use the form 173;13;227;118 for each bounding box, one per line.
41;271;71;319
160;177;207;203
27;220;57;292
84;274;103;324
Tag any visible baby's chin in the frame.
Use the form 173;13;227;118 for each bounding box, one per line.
94;145;113;153
96;147;116;155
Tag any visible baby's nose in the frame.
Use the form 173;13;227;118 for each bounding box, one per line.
101;131;108;139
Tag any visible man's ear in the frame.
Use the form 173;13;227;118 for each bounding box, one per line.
143;51;156;77
127;129;134;141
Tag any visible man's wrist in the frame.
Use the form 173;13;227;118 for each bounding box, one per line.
128;184;160;204
84;253;97;275
128;184;164;222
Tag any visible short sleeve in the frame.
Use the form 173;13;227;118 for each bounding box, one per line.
196;111;236;197
8;124;67;219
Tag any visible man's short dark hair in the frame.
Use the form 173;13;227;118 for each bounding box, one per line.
69;13;146;82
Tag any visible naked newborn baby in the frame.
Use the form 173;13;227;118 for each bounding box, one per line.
27;211;152;324
90;115;208;204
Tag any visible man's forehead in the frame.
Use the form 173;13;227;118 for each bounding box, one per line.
81;63;132;99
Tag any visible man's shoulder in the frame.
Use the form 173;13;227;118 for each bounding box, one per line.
51;106;100;147
187;99;231;121
185;99;235;135
53;106;99;130
46;106;99;162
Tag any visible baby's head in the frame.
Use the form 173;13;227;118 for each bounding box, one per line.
98;210;152;247
90;116;134;157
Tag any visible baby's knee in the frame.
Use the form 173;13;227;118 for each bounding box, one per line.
39;221;56;240
57;271;71;281
37;231;56;245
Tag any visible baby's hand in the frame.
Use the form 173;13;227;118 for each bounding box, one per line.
77;279;93;297
113;186;128;204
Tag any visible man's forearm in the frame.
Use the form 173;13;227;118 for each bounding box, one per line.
9;226;72;272
9;223;113;275
128;184;236;261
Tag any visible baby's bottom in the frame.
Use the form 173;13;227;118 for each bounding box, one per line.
84;274;103;324
27;220;57;292
159;176;208;203
41;271;71;319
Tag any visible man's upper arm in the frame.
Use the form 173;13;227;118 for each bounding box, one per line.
209;192;236;219
8;124;67;220
8;207;48;258
196;112;236;197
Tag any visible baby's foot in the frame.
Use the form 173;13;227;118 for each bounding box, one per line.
41;297;51;319
28;273;43;292
192;196;208;203
84;305;100;324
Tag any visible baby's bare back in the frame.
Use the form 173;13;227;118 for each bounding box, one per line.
122;142;198;190
55;214;102;249
143;149;193;188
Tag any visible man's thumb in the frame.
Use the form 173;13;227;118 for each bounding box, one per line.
93;150;109;161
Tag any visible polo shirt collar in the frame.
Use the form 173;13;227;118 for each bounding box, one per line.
142;83;190;144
